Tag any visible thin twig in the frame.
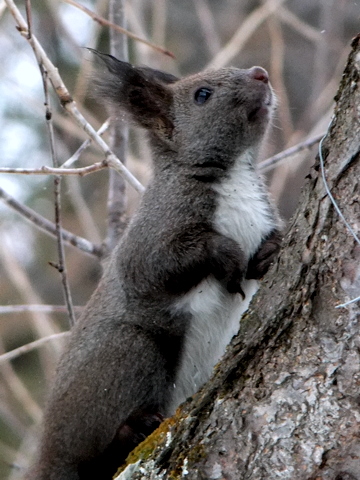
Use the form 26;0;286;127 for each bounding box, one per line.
278;6;326;44
106;0;129;251
72;0;108;103
65;176;103;244
0;333;70;365
0;305;83;314
61;119;110;168
267;14;293;143
318;128;360;309
0;439;23;463
0;161;108;176
0;241;62;381
0;336;42;423
46;0;83;59
151;0;167;53
67;100;145;192
25;0;32;38
29;2;75;327
0;402;26;440
4;0;145;194
310;1;334;119
207;0;289;69
62;0;174;58
0;186;102;257
125;1;153;64
259;133;325;172
319;128;360;247
193;0;221;58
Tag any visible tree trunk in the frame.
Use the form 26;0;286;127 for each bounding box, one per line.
115;34;360;480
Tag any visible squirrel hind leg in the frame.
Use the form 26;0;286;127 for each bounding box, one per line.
78;412;164;479
117;411;164;451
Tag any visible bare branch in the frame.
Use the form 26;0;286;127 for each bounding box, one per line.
193;0;221;58
62;0;174;58
0;242;63;382
259;133;325;172
32;23;75;327
61;119;110;168
0;186;102;257
151;0;168;52
0;305;83;314
106;0;129;250
4;0;145;194
207;0;289;69
0;333;70;365
0;335;42;424
278;6;326;43
66;101;145;193
65;175;103;244
0;161;108;176
0;438;23;464
267;15;294;143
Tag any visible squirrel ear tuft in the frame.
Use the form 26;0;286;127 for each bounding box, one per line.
89;49;177;140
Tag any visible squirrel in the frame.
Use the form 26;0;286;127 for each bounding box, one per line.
26;51;282;480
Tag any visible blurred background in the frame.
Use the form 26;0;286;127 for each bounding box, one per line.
0;0;359;477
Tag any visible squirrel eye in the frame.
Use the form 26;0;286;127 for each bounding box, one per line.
194;87;212;104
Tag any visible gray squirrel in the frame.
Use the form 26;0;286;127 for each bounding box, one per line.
26;51;282;480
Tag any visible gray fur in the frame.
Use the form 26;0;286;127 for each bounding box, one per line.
26;52;282;480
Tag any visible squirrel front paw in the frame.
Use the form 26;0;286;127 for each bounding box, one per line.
207;234;247;296
226;273;246;298
246;230;282;280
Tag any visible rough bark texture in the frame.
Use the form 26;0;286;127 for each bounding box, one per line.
115;35;360;480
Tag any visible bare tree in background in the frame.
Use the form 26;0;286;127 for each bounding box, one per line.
0;1;358;479
107;0;129;250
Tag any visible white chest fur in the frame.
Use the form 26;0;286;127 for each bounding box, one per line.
169;152;275;414
213;152;275;258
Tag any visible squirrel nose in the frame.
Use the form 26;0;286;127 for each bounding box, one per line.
248;67;269;84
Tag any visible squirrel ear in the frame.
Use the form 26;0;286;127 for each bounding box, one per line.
90;49;177;140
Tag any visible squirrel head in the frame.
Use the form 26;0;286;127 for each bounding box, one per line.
91;50;274;166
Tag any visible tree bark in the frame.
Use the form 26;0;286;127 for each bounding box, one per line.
115;34;360;480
